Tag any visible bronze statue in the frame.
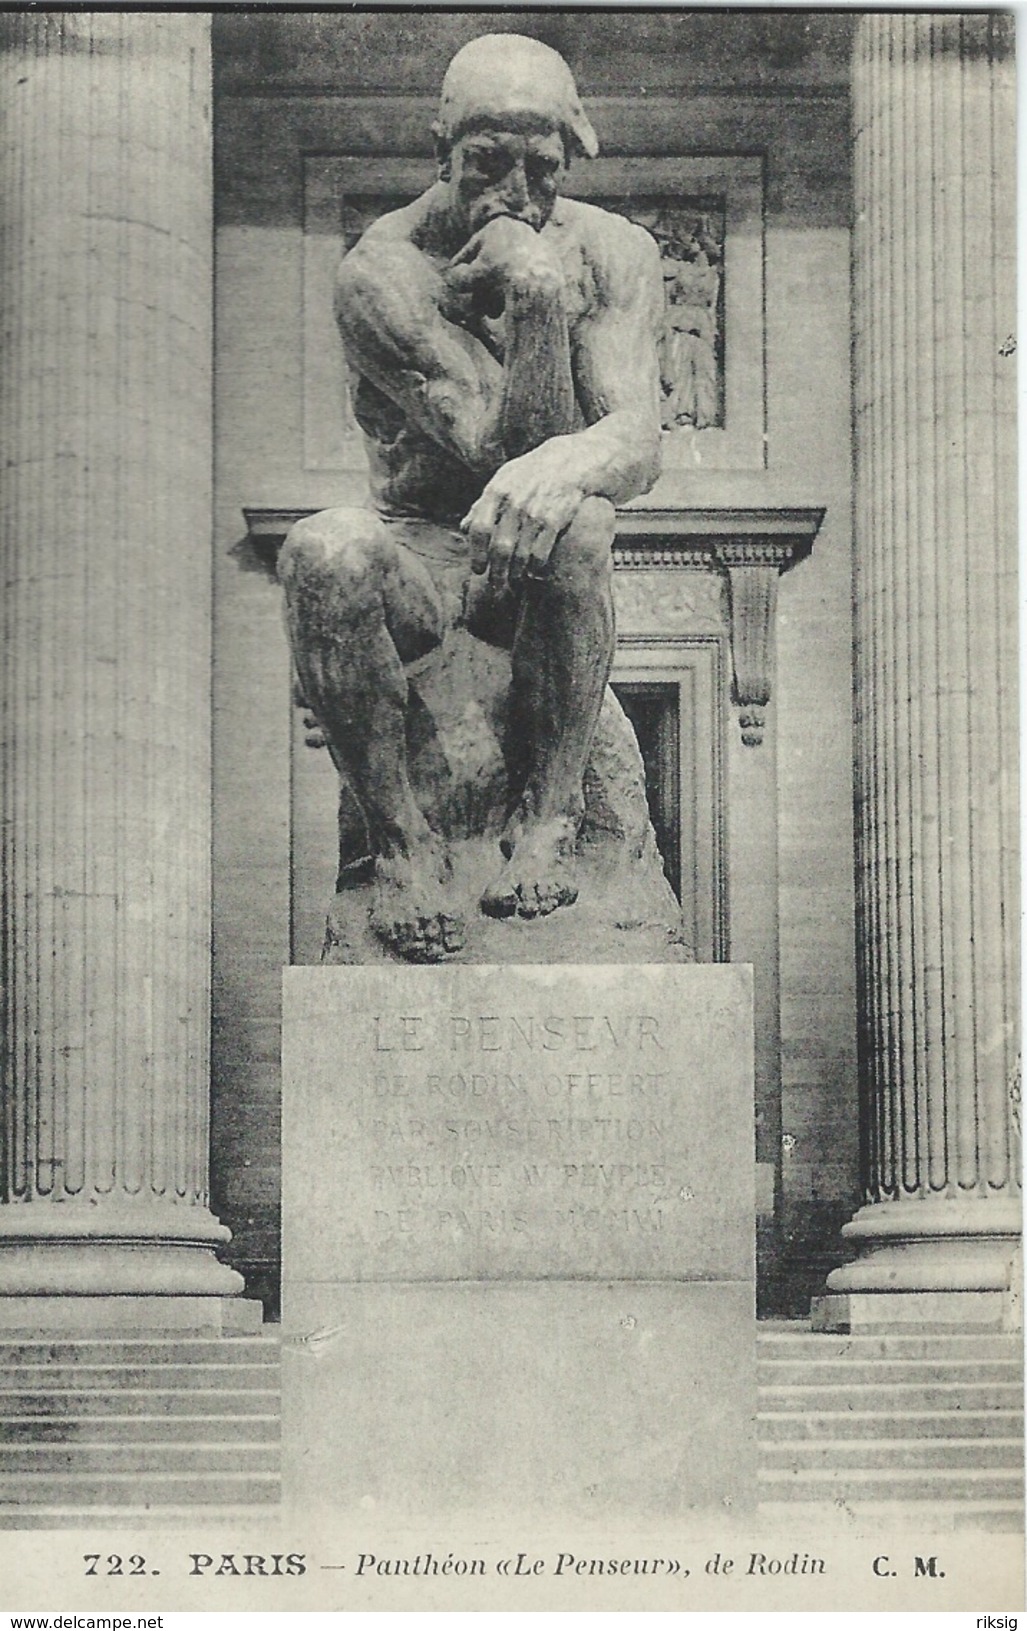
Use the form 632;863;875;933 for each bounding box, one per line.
280;34;664;961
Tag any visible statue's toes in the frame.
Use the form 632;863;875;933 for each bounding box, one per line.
480;878;518;919
515;883;547;919
482;865;577;922
517;878;577;919
420;913;468;960
388;914;429;960
390;918;425;960
380;905;464;961
440;914;466;952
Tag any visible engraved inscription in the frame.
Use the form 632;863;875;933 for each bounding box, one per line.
372;1010;663;1052
284;964;754;1282
352;1010;684;1248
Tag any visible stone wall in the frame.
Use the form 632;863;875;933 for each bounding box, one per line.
210;11;858;1313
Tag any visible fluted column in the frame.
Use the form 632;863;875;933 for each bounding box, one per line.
0;15;241;1295
824;15;1019;1323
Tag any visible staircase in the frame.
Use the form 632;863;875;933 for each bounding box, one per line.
0;1334;280;1525
1;1325;1020;1527
758;1325;1025;1530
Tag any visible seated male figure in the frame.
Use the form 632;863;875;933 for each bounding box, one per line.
279;34;664;961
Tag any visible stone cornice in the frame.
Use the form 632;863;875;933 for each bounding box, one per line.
243;504;822;562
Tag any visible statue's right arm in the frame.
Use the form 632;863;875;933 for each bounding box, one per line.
335;238;505;476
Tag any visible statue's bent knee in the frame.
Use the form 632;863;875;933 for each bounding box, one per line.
280;510;447;667
279;509;387;617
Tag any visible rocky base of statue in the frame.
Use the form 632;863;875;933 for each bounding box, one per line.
320;624;690;966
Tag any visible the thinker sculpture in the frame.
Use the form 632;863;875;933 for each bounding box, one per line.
280;34;677;964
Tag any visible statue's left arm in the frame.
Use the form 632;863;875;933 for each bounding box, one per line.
463;217;664;573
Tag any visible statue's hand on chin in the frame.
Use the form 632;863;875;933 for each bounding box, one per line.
444;216;563;318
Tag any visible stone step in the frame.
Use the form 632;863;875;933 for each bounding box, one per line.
0;1328;282;1512
0;1364;275;1391
758;1331;1021;1361
0;1443;279;1474
756;1324;1023;1517
760;1467;1024;1502
0;1389;279;1416
0;1504;283;1529
760;1381;1024;1412
758;1499;1025;1533
0;1471;280;1507
0;1414;280;1444
763;1437;1024;1471
0;1339;278;1366
759;1358;1022;1388
758;1409;1023;1442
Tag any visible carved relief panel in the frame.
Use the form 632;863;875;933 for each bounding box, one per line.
629;201;725;431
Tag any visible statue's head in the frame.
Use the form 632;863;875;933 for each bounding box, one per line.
433;34;598;235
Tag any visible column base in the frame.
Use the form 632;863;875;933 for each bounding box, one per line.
811;1288;1011;1333
813;1196;1022;1331
0;1294;262;1334
0;1207;245;1296
0;1243;245;1297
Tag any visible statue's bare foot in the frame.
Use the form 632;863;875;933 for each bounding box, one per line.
480;816;579;920
371;840;465;962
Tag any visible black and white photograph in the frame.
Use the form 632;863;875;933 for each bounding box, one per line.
0;5;1021;1614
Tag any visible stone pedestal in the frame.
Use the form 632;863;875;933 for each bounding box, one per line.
0;16;240;1299
282;963;755;1521
816;15;1019;1330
